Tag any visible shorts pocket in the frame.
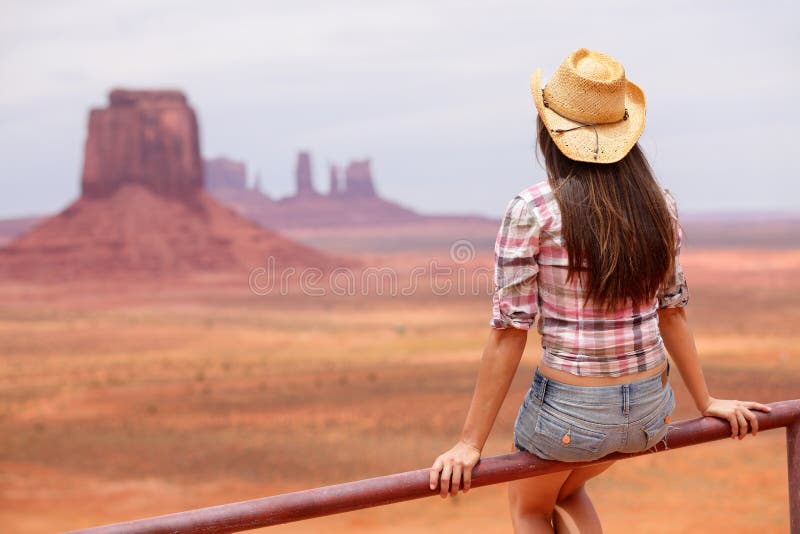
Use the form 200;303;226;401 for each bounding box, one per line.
642;387;676;450
514;397;537;445
533;407;610;461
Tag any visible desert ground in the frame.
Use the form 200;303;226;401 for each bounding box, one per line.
0;245;798;533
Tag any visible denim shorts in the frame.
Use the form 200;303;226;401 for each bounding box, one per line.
514;361;676;462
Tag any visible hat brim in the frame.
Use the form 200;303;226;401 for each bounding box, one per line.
531;68;646;164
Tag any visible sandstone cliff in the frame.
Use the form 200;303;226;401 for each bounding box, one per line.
82;89;203;198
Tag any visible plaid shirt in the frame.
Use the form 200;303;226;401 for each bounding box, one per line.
490;180;689;377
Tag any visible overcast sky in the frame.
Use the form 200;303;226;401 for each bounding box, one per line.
1;0;798;219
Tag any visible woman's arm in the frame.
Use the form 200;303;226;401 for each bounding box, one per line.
658;306;771;439
657;307;711;412
429;327;527;499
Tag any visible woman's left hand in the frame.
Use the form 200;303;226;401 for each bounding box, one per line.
429;440;482;499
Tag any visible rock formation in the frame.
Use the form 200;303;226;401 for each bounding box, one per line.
0;89;347;282
82;89;203;198
295;151;316;197
202;157;275;216
328;165;340;196
204;151;421;229
342;159;376;198
205;157;247;190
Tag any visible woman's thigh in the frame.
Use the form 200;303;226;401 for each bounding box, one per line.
507;440;573;515
557;460;615;501
507;440;615;510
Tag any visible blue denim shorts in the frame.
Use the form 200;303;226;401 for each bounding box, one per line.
514;361;676;462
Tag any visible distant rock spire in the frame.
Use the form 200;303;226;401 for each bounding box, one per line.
329;164;340;196
295;151;316;196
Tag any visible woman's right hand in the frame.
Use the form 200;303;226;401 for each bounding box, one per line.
700;397;772;439
429;440;482;499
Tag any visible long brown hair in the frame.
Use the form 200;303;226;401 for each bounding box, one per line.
535;115;676;312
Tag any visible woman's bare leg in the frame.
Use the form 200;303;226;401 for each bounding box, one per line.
507;442;572;533
552;461;615;534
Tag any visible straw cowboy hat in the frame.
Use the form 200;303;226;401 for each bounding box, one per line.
531;48;646;164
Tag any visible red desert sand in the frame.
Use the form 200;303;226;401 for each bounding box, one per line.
0;246;797;533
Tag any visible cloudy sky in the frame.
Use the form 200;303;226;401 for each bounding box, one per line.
1;0;798;219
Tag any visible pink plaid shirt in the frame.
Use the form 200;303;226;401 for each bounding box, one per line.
490;180;689;377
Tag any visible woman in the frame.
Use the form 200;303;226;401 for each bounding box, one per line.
428;48;772;533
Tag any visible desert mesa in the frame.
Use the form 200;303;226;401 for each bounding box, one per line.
0;88;509;283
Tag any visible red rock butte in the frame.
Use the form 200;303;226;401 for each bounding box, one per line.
0;89;348;282
82;89;204;198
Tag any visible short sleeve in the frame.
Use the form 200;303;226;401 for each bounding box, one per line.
657;189;690;309
489;195;540;329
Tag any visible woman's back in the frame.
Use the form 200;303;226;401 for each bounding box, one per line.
490;179;690;377
431;50;771;532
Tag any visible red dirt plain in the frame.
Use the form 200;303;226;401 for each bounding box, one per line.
0;247;798;533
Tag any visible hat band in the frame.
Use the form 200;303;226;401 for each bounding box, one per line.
542;92;629;161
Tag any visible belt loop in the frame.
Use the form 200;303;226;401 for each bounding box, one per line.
622;384;629;415
537;375;549;406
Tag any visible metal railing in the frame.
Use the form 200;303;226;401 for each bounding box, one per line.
67;399;800;534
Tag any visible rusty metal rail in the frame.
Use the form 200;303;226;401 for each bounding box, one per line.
67;399;800;534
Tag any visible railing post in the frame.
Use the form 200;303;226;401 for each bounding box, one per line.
789;419;800;534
